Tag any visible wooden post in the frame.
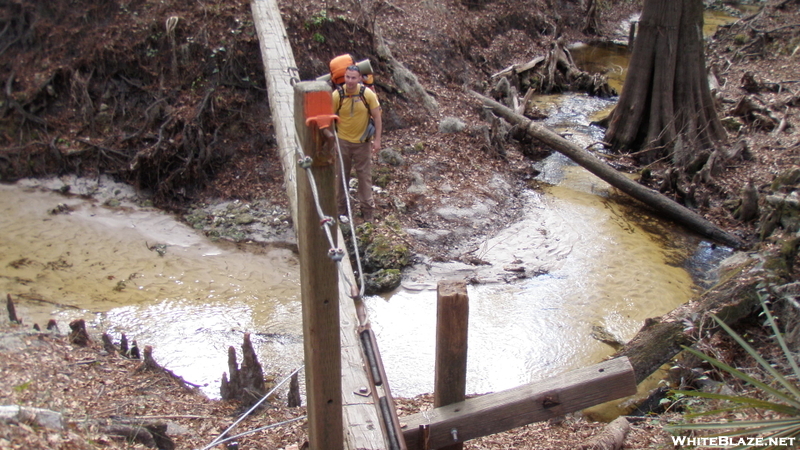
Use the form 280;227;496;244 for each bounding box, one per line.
295;80;343;450
434;281;469;450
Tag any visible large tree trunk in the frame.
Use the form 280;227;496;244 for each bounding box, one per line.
605;0;726;166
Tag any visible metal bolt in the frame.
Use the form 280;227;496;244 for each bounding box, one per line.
298;156;313;169
451;428;458;441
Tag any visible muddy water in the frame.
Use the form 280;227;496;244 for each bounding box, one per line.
1;9;742;401
0;179;303;397
380;20;737;397
372;161;709;397
371;92;733;398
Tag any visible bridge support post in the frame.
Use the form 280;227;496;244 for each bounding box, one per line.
434;280;469;450
295;80;343;450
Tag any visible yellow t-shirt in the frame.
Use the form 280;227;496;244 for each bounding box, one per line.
332;85;379;143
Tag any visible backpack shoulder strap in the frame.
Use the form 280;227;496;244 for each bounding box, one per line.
358;85;372;114
336;85;372;116
336;85;346;113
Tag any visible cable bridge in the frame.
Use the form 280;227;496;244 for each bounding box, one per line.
250;1;639;448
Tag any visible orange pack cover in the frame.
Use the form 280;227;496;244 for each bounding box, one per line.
329;54;355;86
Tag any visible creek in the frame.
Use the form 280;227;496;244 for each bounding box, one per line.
0;104;730;403
373;93;731;399
0;9;741;403
0;177;304;398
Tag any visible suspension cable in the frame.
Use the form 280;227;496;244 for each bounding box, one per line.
200;365;304;450
290;123;368;300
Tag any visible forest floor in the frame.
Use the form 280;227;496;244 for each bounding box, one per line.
1;0;799;448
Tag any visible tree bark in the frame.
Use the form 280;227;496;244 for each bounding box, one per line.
68;319;90;346
468;90;745;249
576;416;630;450
605;0;726;165
220;332;267;407
6;293;20;324
582;0;599;35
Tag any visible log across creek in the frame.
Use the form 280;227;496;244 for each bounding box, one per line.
469;90;745;250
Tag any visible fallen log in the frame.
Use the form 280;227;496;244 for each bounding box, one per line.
468;90;746;249
575;416;630;450
101;419;174;450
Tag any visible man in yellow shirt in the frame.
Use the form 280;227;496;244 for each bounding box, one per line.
332;65;382;223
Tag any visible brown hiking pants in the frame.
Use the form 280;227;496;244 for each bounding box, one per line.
336;139;375;221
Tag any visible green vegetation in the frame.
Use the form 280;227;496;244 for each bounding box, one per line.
666;290;800;447
305;9;333;29
13;381;32;392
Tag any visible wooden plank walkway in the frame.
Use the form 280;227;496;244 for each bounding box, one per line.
250;1;387;448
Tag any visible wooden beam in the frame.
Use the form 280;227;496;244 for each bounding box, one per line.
251;1;388;447
401;357;637;450
295;81;342;450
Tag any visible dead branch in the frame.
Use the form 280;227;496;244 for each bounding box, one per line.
6;293;20;324
136;345;199;391
576;416;630;450
101;420;174;450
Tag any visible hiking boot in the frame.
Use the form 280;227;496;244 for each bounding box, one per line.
362;209;374;223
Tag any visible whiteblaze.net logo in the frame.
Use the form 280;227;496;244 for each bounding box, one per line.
670;435;797;448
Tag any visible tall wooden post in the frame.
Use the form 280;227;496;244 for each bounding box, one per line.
434;280;469;450
295;80;343;450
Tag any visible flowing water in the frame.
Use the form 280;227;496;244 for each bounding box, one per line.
371;93;731;398
0;8;741;401
0;177;304;398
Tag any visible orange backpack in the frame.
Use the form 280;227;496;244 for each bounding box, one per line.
329;54;355;86
328;54;375;88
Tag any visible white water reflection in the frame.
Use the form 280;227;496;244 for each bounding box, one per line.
372;92;728;398
376;158;700;397
0;179;303;398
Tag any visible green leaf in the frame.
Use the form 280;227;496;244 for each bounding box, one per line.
759;293;800;383
666;417;800;433
13;381;32;392
711;313;800;404
670;389;800;416
681;345;800;410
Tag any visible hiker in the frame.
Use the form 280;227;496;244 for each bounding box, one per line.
332;64;382;223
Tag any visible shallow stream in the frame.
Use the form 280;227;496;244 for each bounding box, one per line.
0;178;304;398
0;9;741;401
374;93;730;398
